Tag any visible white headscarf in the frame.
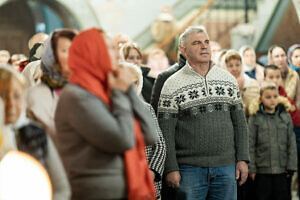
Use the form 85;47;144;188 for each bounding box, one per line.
239;45;256;72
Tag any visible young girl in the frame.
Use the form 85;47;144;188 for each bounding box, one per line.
248;82;297;200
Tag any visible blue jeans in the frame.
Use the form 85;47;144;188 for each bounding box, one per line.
179;165;237;200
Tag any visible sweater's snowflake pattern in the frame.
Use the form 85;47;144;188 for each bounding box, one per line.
215;103;223;111
199;105;206;113
201;88;206;96
209;88;213;95
208;104;214;112
188;90;199;100
215;86;225;95
163;100;171;108
227;88;234;97
175;94;186;104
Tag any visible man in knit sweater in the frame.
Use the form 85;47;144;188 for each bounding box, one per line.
158;26;249;200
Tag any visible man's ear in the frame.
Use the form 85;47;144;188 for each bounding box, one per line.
179;44;186;58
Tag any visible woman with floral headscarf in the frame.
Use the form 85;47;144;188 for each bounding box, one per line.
26;29;77;140
288;44;300;76
55;28;157;200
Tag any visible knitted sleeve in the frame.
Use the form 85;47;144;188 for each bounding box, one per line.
157;79;179;174
248;116;257;173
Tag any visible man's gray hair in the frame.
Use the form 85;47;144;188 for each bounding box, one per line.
179;26;208;47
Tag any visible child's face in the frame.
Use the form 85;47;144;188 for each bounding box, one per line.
260;88;279;113
264;69;282;87
0;78;24;125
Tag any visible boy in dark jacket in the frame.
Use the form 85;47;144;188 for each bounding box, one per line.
248;82;297;200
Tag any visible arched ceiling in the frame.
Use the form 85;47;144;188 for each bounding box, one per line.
0;0;101;30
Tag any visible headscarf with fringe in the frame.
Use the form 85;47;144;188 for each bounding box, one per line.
40;33;68;89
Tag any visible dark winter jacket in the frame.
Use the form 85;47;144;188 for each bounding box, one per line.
248;97;297;174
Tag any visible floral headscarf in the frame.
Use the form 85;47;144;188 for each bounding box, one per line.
288;44;300;71
40;33;68;89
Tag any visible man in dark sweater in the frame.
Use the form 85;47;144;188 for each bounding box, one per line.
157;26;249;200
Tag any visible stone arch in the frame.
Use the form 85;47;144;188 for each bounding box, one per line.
0;0;100;55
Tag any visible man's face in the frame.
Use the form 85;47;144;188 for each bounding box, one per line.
180;32;211;65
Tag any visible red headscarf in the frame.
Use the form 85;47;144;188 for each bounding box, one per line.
68;28;155;200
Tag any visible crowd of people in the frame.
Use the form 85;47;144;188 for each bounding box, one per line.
0;24;299;200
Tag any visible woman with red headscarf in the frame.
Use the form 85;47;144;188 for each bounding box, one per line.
54;28;157;200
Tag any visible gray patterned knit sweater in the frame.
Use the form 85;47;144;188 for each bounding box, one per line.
158;63;249;173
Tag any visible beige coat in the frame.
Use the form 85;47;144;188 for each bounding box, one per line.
27;82;58;139
283;67;300;111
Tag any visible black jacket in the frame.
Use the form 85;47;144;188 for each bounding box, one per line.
150;55;186;113
140;66;155;103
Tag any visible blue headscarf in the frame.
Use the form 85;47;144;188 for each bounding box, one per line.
287;44;300;71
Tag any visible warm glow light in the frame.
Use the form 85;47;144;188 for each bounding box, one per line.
0;151;52;200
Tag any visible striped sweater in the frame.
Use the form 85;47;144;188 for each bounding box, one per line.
158;62;249;173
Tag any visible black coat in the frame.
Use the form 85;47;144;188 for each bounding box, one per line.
140;66;155;103
150;55;186;113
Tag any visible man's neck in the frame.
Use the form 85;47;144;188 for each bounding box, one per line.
189;61;211;77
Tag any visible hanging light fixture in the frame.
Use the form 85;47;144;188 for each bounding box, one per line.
0;150;52;200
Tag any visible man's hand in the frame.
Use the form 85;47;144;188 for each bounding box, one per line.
250;173;256;181
236;161;248;185
166;171;181;188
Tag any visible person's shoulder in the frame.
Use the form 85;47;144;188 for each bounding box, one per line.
159;66;187;96
60;84;91;101
288;67;300;79
163;65;187;85
27;82;51;100
157;63;180;78
245;75;259;87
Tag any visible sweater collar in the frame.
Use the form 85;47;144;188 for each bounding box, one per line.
185;61;216;78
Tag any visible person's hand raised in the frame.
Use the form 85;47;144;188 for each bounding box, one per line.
108;64;136;92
